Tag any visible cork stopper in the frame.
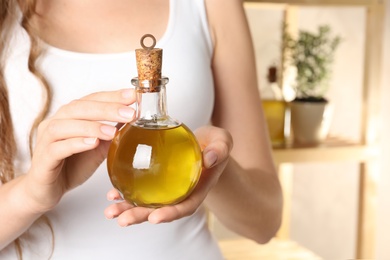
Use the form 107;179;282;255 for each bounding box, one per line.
267;66;277;83
135;34;162;88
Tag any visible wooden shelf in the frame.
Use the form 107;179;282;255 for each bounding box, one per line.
244;0;380;6
272;137;379;165
218;238;322;260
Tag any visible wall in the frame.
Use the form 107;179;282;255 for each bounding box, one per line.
376;0;390;258
290;7;365;259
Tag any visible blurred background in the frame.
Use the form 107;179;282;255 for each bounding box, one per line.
212;1;390;259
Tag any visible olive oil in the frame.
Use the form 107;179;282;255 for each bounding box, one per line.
261;66;286;147
107;123;202;207
107;34;202;207
262;100;286;147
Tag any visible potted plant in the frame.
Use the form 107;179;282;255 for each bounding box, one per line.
283;25;341;145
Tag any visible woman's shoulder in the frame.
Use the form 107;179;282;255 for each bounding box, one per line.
205;0;244;17
204;0;246;43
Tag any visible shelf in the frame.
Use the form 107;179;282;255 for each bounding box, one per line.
272;137;379;165
218;238;322;260
244;0;381;6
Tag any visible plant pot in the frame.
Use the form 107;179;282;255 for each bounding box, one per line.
289;100;333;145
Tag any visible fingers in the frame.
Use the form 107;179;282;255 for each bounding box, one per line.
104;202;194;226
105;170;212;226
105;201;134;220
107;188;123;201
48;88;136;121
55;99;135;122
25;89;137;210
194;126;233;169
147;197;200;224
105;189;206;226
104;201;155;226
34;88;136;162
117;207;155;226
42;119;118;141
33;119;118;167
81;88;135;104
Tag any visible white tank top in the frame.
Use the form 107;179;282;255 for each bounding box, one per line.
2;0;223;259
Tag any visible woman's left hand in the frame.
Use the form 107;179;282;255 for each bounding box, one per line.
103;125;233;226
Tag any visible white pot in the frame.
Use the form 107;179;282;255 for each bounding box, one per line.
290;101;333;145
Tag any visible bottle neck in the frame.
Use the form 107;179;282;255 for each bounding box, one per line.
136;85;168;121
262;82;283;100
131;77;179;128
262;66;284;101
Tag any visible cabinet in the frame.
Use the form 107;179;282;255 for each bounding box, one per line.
216;0;385;259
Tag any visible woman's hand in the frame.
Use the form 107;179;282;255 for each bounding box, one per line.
23;89;136;214
103;125;233;226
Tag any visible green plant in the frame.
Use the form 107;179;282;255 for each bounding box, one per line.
283;25;341;101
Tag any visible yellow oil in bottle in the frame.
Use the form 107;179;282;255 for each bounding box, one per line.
261;66;286;147
262;100;286;147
107;123;202;208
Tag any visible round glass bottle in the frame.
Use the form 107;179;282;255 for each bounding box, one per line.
107;77;202;208
261;65;286;147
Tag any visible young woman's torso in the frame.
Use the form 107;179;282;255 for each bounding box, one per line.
33;0;207;53
2;0;221;259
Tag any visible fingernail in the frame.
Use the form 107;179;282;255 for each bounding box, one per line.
119;222;131;227
118;107;135;119
148;215;161;224
107;194;121;201
204;151;218;168
84;137;97;145
101;125;117;137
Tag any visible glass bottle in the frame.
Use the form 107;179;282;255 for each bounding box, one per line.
261;65;286;147
107;35;202;208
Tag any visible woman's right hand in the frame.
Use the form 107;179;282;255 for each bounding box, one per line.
23;89;136;214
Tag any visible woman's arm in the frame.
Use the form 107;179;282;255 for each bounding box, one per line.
0;176;44;250
0;89;136;250
204;0;283;243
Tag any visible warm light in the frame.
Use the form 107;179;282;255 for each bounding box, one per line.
282;66;297;102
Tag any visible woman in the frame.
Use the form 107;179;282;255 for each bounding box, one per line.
0;0;282;259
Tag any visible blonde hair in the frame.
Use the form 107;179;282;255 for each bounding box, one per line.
1;0;53;258
0;0;17;186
